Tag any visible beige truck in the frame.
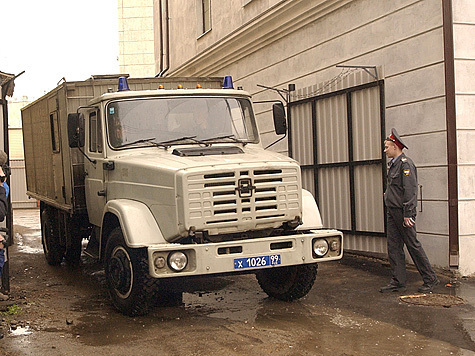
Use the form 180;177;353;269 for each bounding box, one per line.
21;75;343;315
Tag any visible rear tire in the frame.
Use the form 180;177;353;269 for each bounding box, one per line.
256;264;317;301
104;227;157;316
40;208;65;266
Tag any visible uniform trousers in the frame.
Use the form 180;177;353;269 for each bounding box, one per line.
386;207;436;286
0;249;4;280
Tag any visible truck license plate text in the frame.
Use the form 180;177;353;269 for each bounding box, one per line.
234;254;281;269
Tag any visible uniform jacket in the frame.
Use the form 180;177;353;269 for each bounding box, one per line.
384;153;418;218
0;186;7;222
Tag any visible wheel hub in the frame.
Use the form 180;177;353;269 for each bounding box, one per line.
109;250;132;295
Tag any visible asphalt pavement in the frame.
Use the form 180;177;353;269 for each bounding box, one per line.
1;209;475;356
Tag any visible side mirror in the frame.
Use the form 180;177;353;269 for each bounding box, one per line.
272;102;287;135
67;113;85;148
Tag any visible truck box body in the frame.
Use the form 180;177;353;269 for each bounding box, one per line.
21;76;223;213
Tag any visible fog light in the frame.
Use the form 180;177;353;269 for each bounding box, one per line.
330;240;340;252
313;239;329;257
154;256;166;269
168;252;188;271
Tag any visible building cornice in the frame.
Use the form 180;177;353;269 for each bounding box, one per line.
169;0;354;77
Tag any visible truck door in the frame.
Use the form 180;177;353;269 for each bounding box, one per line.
84;110;106;227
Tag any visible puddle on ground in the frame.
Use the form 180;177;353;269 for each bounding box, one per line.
182;289;265;322
65;276;269;346
9;326;32;336
14;232;43;254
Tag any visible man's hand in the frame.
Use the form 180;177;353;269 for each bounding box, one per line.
403;217;415;228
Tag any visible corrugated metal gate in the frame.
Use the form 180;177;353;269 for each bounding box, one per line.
288;77;387;254
10;159;37;209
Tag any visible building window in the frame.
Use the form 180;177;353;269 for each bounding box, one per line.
201;0;211;34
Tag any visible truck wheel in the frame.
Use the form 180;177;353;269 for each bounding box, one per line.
255;264;318;301
104;227;157;316
40;208;65;266
64;237;82;267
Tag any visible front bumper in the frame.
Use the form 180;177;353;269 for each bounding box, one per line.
147;229;343;278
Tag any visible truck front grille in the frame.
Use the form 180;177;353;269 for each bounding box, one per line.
184;167;300;232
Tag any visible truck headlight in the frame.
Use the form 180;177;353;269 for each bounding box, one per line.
330;239;340;252
168;251;188;272
154;256;166;269
313;239;329;257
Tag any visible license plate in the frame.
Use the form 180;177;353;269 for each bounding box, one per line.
234;254;281;269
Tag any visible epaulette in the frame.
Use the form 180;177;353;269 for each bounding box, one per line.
401;158;407;162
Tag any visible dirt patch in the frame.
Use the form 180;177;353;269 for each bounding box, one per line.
400;293;465;307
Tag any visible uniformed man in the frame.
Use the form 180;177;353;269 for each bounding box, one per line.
380;128;439;293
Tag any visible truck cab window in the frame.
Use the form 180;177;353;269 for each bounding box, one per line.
97;113;103;153
89;111;102;153
106;97;259;149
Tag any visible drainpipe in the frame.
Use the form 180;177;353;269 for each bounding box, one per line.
442;0;459;268
158;0;163;74
156;0;170;77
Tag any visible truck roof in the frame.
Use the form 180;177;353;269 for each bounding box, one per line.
90;88;252;104
21;76;226;112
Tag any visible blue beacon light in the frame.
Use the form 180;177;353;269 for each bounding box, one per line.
118;77;130;91
223;76;234;89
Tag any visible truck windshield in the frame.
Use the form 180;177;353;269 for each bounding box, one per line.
106;96;259;149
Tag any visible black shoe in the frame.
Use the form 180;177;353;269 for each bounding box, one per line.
417;279;440;293
380;283;406;293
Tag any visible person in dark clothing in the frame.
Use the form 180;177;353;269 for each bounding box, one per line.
0;164;9;300
380;128;439;294
0;159;9;220
0;236;7;300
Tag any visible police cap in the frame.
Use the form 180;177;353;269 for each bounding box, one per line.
386;128;408;149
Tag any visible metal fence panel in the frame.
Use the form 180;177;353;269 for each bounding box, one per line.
354;165;384;232
352;86;381;161
318;166;351;230
316;95;348;164
290;102;314;166
301;169;315;197
10;159;37;209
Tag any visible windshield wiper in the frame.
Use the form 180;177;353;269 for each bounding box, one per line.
202;134;247;144
116;137;167;148
158;136;209;146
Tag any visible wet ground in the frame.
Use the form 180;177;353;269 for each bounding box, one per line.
1;209;475;355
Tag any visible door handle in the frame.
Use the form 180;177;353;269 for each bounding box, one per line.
97;190;106;197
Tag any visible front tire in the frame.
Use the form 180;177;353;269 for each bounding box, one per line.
256;264;318;301
104;227;157;316
40;208;65;266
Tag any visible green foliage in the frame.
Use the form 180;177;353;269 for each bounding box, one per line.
1;304;22;316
